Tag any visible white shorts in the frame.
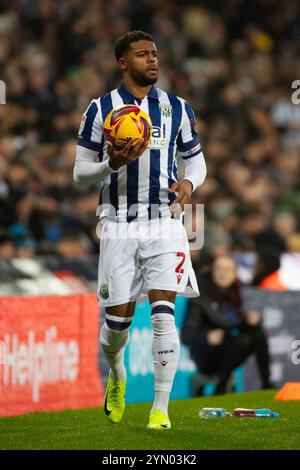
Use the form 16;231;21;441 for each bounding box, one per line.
97;217;199;307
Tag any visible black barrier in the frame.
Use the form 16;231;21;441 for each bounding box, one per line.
242;288;300;390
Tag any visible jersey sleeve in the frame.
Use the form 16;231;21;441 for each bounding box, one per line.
77;99;104;153
176;101;203;160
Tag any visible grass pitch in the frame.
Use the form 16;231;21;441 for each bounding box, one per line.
0;390;299;450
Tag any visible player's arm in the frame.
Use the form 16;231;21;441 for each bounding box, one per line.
180;152;207;192
74;100;117;185
74;145;116;185
169;101;207;209
74;139;148;184
74;100;148;184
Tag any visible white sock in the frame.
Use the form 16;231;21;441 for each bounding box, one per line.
99;314;132;382
151;391;170;416
150;301;180;416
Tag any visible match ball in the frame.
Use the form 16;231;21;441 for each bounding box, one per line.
103;104;152;149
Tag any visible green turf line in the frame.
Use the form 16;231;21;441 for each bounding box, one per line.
0;391;299;450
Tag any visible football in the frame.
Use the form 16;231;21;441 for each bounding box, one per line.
103;104;152;149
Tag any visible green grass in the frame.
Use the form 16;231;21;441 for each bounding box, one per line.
0;390;299;450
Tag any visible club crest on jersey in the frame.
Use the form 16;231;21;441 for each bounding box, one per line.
100;284;109;299
160;104;172;117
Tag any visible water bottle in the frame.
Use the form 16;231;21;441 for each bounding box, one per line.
255;408;280;418
233;408;279;418
199;407;231;418
233;408;256;417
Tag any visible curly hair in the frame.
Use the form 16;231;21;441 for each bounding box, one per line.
114;30;154;61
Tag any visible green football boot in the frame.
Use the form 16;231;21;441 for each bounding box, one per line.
103;373;126;424
147;409;171;430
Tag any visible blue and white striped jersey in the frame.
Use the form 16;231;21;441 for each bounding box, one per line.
77;82;203;221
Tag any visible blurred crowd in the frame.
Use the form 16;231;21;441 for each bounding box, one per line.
0;0;300;282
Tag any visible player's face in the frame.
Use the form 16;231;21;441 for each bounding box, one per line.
121;40;158;86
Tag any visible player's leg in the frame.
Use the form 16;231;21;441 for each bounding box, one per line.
139;217;197;429
100;302;135;381
97;220;143;422
147;289;179;430
100;301;136;423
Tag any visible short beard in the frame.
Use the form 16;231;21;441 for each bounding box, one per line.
130;69;158;87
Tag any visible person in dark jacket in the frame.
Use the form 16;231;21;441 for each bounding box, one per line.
182;254;272;395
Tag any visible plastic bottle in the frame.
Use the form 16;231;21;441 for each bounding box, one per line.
199;407;231;418
255;408;280;418
233;408;279;418
233;408;256;417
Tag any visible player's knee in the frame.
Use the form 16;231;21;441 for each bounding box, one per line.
150;301;179;340
99;313;132;351
151;314;178;339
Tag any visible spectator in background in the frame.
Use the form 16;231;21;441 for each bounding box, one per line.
182;255;272;395
56;233;92;259
0;234;15;259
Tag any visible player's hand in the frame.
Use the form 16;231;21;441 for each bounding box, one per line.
168;179;193;212
107;138;148;171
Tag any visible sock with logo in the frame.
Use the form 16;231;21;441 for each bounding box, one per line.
150;301;180;416
99;313;132;382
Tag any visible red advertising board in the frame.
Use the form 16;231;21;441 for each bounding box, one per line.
0;295;103;416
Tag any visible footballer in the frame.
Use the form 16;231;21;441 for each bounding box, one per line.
74;31;207;430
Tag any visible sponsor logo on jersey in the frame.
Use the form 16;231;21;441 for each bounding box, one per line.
148;125;167;149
